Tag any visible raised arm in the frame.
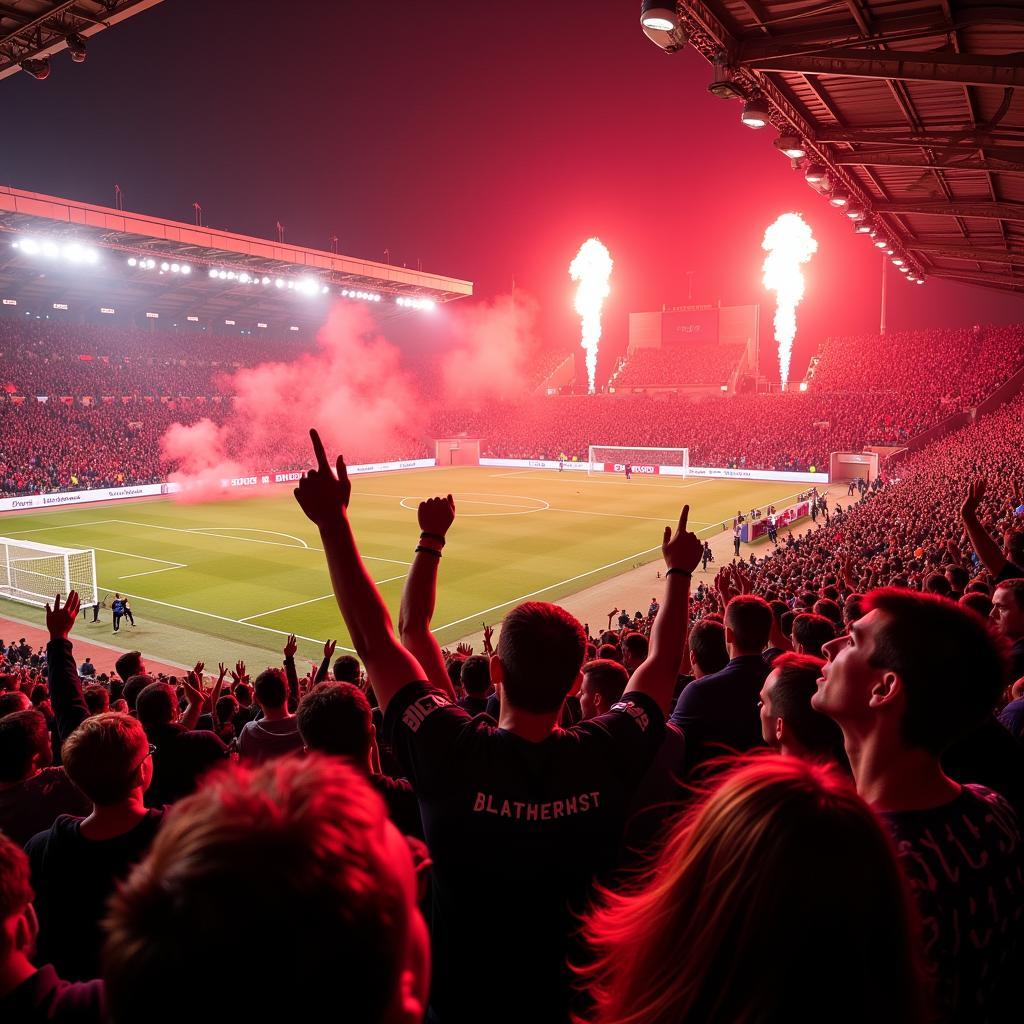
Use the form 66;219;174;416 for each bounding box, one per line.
316;639;336;684
962;478;1008;577
398;494;457;700
295;429;425;712
625;506;703;712
45;590;89;740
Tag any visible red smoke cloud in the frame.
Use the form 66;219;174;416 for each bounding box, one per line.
161;303;423;501
439;292;540;408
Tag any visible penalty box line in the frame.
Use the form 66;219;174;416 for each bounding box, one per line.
430;521;722;636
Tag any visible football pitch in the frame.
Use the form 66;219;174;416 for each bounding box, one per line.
1;467;813;666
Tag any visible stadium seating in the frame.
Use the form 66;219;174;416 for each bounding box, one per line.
612;341;744;387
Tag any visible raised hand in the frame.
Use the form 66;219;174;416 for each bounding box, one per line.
962;478;987;519
193;661;205;679
323;638;337;659
662;506;703;575
294;428;352;528
283;634;298;659
46;590;80;640
455;642;472;657
418;493;456;538
482;623;494;654
183;670;206;708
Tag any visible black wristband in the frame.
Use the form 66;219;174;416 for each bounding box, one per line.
415;546;442;558
666;568;692;578
420;532;446;545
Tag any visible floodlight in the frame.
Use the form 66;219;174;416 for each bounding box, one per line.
845;203;865;220
129;257;138;267
885;247;894;256
41;241;59;259
853;221;872;234
740;97;769;128
828;190;849;207
275;279;284;288
640;2;687;52
916;277;925;284
708;52;743;99
874;238;888;249
21;58;50;80
774;134;806;159
803;164;827;185
208;268;217;278
66;33;87;63
892;257;904;266
160;261;170;271
181;265;191;274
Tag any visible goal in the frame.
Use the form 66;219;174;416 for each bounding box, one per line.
0;538;98;609
587;446;689;477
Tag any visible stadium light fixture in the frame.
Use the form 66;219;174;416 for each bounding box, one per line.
21;58;50;80
774;134;806;159
885;247;894;256
892;257;904;266
874;238;888;249
827;189;849;207
803;164;827;185
66;33;87;63
187;315;199;322
740;97;769;129
845;204;865;220
275;279;284;288
257;322;268;328
640;2;687;52
853;221;872;234
100;307;115;314
916;277;925;284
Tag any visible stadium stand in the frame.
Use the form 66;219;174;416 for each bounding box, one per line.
613;341;744;387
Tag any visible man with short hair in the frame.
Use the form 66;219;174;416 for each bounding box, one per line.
297;682;422;838
670;595;773;768
814;589;1023;1022
295;431;702;1024
0;711;89;845
791;612;836;658
758;653;845;764
136;681;227;806
457;655;492;716
578;659;628;721
0;834;104;1023
991;578;1024;680
237;669;304;763
114;650;145;687
26;712;162;981
103;756;430;1024
620;632;649;677
82;684;109;717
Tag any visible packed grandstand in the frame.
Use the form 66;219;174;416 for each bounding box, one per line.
4;1;1024;1022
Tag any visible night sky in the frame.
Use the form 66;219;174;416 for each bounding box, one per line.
4;0;1022;378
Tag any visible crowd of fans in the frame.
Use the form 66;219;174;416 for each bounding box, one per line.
0;393;1022;1021
2;319;1024;496
612;341;744;387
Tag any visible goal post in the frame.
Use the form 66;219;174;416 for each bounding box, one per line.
0;538;98;609
587;445;689;477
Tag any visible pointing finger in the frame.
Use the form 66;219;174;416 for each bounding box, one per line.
335;454;349;486
678;504;690;534
310;428;331;473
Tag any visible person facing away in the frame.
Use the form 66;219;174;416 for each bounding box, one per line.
579;754;927;1024
102;756;429;1024
236;668;304;763
292;429;703;1024
814;588;1024;1024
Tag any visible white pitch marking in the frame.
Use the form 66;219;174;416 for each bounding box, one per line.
118;565;187;580
238;572;407;623
185;527;311;548
108;520;409;565
93;583;357;652
1;519;118;536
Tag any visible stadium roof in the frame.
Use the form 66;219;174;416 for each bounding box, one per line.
0;1;163;81
674;1;1024;293
0;186;473;326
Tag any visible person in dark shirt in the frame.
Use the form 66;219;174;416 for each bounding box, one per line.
297;681;423;839
455;655;492;716
962;477;1024;583
293;430;702;1023
0;834;104;1024
814;588;1023;1024
136;682;228;807
991;579;1024;680
670;595;773;770
0;710;89;845
26;712;163;982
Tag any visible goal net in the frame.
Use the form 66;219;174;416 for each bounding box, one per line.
0;538;98;609
587;446;689;477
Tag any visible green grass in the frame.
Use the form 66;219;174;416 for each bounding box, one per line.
1;466;816;665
